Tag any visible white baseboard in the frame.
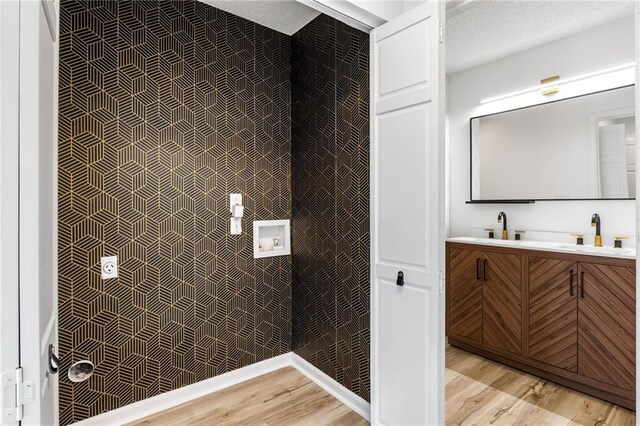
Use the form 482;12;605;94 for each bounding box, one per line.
71;351;371;425
72;353;292;426
290;353;371;422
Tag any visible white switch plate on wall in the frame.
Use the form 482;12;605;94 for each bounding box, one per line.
230;217;242;235
101;256;118;279
229;193;242;212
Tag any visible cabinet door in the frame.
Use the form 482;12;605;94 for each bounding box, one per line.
448;247;483;342
578;263;635;390
529;257;578;372
483;251;522;354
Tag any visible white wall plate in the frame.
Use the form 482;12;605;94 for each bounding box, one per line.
253;220;291;259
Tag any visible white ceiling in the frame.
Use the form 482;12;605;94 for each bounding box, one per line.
446;0;636;74
199;0;320;35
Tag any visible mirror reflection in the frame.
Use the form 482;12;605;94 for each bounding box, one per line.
471;85;636;200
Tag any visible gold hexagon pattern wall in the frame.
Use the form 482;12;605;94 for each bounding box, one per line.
291;15;371;402
58;1;369;423
58;1;291;423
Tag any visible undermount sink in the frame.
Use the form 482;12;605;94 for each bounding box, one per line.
447;237;636;260
552;243;634;255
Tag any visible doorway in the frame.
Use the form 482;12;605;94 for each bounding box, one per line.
444;1;638;423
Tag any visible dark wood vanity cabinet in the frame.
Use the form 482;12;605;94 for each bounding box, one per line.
482;251;522;354
446;242;636;410
578;262;636;391
530;259;636;391
446;248;522;353
529;257;578;372
447;247;483;342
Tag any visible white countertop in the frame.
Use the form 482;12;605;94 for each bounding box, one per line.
446;236;636;260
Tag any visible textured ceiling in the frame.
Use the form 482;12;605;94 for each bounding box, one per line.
199;0;320;35
446;1;636;74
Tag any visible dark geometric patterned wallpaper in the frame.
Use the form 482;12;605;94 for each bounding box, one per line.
291;15;370;401
58;1;291;423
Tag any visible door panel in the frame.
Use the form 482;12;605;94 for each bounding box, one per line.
529;257;578;372
378;278;428;426
482;251;522;354
371;1;444;424
19;1;58;424
447;248;483;342
578;263;635;391
378;104;430;267
377;21;428;97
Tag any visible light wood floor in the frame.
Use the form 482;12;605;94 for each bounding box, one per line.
127;367;368;426
128;347;635;426
446;345;636;426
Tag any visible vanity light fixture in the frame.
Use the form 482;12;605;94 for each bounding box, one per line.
480;62;636;106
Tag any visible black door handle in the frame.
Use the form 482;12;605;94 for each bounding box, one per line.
569;270;574;296
580;271;585;298
476;258;481;279
483;259;488;281
396;271;404;286
48;344;59;375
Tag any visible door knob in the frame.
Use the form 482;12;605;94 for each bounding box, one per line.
396;271;404;286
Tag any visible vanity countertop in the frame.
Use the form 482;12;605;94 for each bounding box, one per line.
446;236;636;260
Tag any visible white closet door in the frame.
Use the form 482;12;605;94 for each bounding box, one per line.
370;2;445;425
19;1;58;424
0;2;21;424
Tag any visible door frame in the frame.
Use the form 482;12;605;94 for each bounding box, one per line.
18;0;59;422
0;2;22;423
635;2;640;415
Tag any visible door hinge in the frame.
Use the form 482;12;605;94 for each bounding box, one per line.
439;271;444;294
439;19;445;44
2;367;34;423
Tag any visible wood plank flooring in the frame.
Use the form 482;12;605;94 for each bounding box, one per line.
128;347;635;425
127;367;367;426
446;345;636;426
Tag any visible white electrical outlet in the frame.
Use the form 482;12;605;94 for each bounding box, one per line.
101;256;118;279
229;193;242;212
230;217;242;235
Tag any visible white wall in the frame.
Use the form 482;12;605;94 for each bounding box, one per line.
448;15;636;245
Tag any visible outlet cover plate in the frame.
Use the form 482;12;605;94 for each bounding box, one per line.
101;256;118;279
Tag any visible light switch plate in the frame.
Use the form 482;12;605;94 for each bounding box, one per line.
101;256;118;279
230;193;242;212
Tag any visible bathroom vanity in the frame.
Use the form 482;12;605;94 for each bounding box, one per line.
446;237;636;409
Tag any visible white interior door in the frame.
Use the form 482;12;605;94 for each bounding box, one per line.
19;0;58;424
599;123;629;198
1;1;22;424
370;2;445;425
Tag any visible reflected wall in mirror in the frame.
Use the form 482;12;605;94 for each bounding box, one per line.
471;85;635;201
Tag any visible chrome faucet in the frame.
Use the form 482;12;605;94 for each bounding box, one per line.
591;213;602;247
497;212;508;240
